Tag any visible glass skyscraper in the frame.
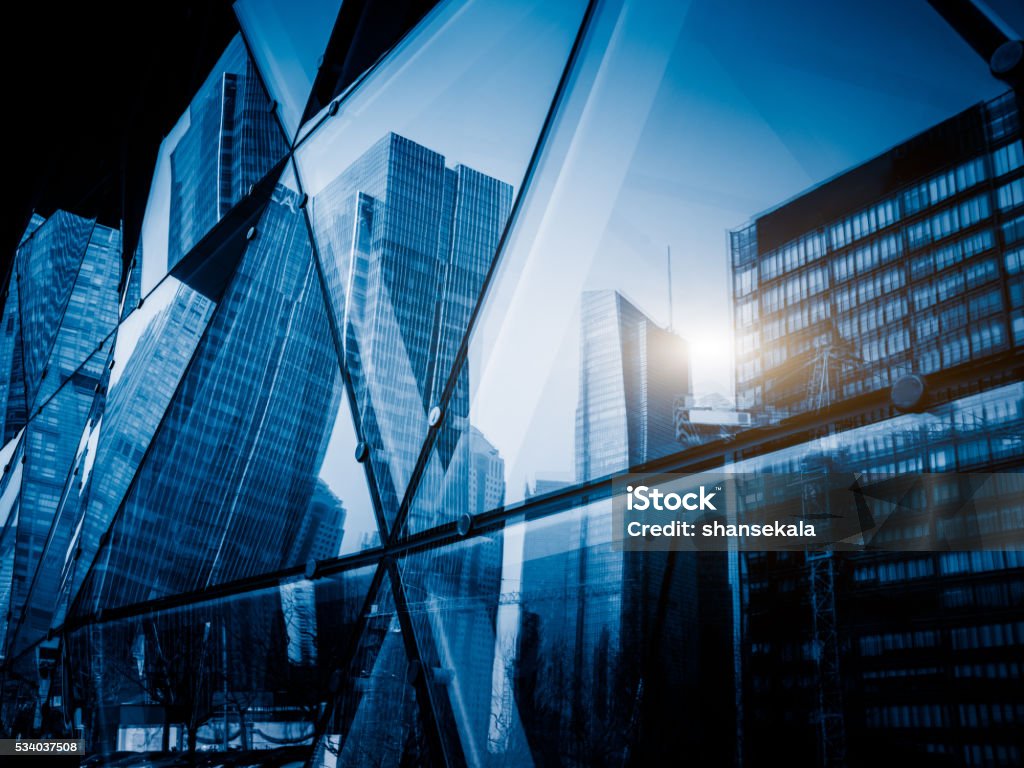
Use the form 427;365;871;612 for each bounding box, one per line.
2;2;1023;765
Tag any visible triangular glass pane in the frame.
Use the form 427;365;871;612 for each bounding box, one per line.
32;222;121;411
72;171;376;615
136;33;289;298
8;363;97;649
235;0;343;140
14;211;96;412
294;0;589;530
311;569;435;767
401;0;1012;534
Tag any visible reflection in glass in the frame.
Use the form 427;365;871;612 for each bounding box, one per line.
137;34;287;296
399;499;735;766
74;176;375;614
53;276;218;631
296;0;589;528
234;0;343;139
65;568;371;758
412;0;1014;523
312;569;432;767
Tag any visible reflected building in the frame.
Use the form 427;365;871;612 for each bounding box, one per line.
728;89;1024;765
513;289;731;765
167;37;286;270
731;90;1023;418
313;133;513;761
575;289;691;481
78;185;342;611
289;480;347;563
0;210;121;660
315;132;513;525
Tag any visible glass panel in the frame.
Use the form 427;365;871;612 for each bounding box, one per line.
64;567;372;759
137;34;288;297
295;0;589;530
10;211;95;423
30;220;121;412
55;272;223;630
7;363;99;656
73;170;376;614
235;0;344;140
300;0;444;125
406;0;1015;533
398;498;736;766
311;568;434;767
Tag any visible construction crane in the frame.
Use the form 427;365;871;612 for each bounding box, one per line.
799;339;858;768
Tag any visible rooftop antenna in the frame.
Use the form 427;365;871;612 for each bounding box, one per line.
666;245;674;332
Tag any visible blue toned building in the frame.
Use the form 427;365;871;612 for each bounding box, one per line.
575;289;691;482
75;184;343;616
167;36;286;271
314;132;513;527
728;88;1024;766
0;210;121;661
512;290;731;764
731;90;1023;419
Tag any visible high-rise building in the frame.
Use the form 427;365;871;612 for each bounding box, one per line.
314;132;513;527
575;289;691;482
731;90;1023;418
167;36;286;270
0;210;121;659
76;184;342;612
513;289;730;764
289;480;347;564
728;88;1024;764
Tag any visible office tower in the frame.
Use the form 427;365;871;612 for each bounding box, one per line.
513;290;730;764
575;289;692;482
0;211;121;659
289;480;347;563
315;132;513;525
731;89;1024;764
76;184;342;612
167;36;286;270
313;133;513;761
731;90;1023;418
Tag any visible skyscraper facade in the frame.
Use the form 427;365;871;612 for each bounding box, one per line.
0;210;121;660
167;36;286;271
731;90;1023;418
575;289;691;482
728;88;1024;764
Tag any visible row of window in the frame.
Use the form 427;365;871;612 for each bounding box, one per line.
910;229;994;280
758;231;826;282
829;198;900;251
997;177;1024;212
906;194;991;250
902;156;987;217
993;139;1024;176
832;232;903;283
853;557;934;583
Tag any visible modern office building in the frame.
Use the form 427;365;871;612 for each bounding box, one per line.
575;289;691;482
167;36;286;270
0;210;121;660
512;289;730;764
731;90;1023;418
729;88;1024;766
314;132;513;527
